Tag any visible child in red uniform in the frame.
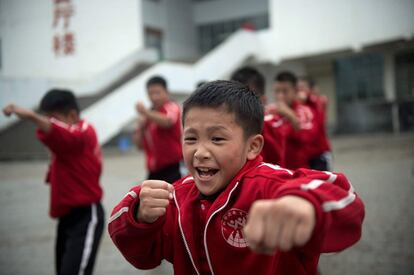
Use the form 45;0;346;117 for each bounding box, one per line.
231;66;299;167
108;81;364;275
134;76;183;183
273;71;319;170
3;89;104;275
298;77;332;171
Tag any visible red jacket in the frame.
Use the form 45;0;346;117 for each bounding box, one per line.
305;94;331;159
141;101;183;172
261;114;288;167
37;118;103;218
285;101;318;169
108;156;364;275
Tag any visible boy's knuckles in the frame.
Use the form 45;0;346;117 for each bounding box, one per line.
140;188;170;201
279;237;293;251
139;187;151;198
245;229;264;247
294;225;311;246
150;208;166;217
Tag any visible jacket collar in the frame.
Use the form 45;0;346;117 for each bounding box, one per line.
174;155;263;208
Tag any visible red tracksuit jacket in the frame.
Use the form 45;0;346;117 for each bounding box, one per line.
261;113;288;167
141;101;183;173
305;94;331;159
108;156;364;275
285;101;318;169
37;118;103;218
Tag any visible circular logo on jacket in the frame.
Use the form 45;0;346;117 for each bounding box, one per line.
221;208;248;248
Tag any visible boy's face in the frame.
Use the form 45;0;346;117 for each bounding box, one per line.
273;81;296;106
147;84;169;109
297;80;310;93
183;106;262;196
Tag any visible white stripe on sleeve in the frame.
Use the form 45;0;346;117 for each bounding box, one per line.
322;192;356;212
50;117;71;130
301;179;325;190
123;191;137;199
301;176;357;212
258;163;294;175
324;171;337;183
108;207;129;224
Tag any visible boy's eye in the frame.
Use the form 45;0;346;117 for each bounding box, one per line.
184;137;197;143
212;137;225;143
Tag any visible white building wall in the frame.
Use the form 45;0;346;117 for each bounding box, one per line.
268;0;414;61
0;0;143;80
193;0;268;25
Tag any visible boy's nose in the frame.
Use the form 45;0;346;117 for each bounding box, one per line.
194;146;211;160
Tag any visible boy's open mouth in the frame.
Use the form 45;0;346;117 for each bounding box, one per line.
196;167;219;178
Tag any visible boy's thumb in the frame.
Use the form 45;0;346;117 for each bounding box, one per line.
168;184;174;193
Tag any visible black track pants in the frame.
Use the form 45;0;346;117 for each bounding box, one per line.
55;203;104;275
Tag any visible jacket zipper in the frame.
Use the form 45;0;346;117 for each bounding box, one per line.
203;181;240;275
174;190;201;275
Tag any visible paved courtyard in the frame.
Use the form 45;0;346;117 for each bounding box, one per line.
0;133;413;275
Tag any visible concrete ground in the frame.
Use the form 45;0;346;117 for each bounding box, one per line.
0;133;413;275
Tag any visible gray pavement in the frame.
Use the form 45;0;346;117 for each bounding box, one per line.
0;133;413;275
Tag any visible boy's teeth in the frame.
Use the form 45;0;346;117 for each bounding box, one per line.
197;167;218;177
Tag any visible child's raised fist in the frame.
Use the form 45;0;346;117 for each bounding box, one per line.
137;180;174;224
3;104;33;119
3;104;16;116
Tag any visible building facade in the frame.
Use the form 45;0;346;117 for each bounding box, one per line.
1;0;413;144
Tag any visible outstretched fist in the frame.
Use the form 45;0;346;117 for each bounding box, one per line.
135;102;147;116
3;104;16;116
243;196;316;254
3;104;33;119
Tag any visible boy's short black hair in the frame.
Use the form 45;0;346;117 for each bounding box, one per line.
196;80;207;88
146;76;167;89
274;71;298;86
231;67;265;97
183;80;264;138
40;89;79;115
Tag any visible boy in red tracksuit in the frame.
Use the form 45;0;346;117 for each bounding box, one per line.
273;71;319;170
231;67;299;167
298;77;332;171
3;89;104;275
108;80;365;275
134;75;183;183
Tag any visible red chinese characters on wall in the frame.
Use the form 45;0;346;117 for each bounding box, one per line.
52;0;76;57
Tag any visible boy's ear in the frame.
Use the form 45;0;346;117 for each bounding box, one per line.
246;134;264;160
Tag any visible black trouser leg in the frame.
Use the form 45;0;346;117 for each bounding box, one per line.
55;203;104;275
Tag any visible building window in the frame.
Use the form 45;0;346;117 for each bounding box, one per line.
335;53;384;102
395;50;414;99
197;13;269;54
144;27;163;60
